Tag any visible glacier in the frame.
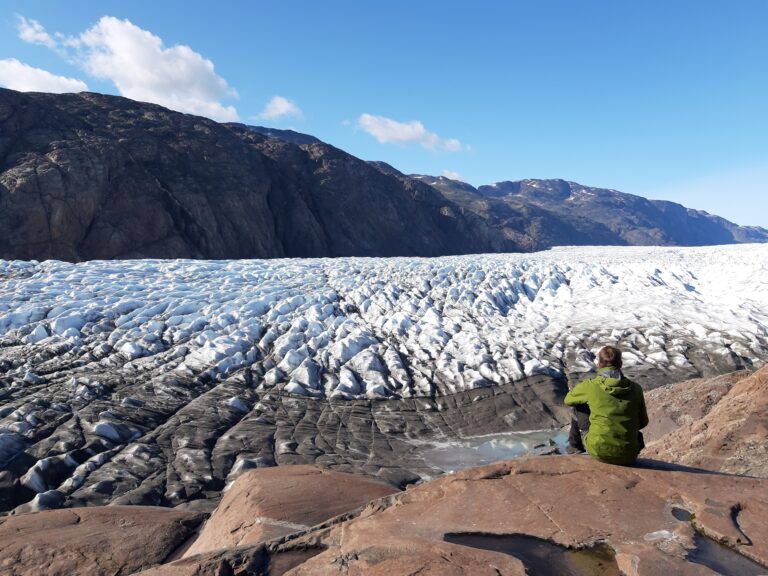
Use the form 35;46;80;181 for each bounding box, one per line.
1;244;765;396
0;244;766;512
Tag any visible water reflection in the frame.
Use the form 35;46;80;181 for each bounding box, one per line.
444;532;621;576
417;429;569;473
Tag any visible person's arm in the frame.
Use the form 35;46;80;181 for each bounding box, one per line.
637;387;649;429
564;379;591;406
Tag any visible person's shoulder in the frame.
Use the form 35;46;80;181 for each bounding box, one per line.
576;373;601;387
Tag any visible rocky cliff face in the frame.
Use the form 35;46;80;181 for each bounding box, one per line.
0;89;517;261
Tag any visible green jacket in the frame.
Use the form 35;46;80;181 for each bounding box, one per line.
565;366;649;465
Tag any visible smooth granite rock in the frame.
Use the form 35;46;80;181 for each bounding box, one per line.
0;505;203;576
184;464;399;557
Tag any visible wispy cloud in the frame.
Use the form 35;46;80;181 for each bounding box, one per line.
17;15;239;122
16;16;57;49
442;170;463;181
0;58;88;93
357;113;466;152
258;95;303;121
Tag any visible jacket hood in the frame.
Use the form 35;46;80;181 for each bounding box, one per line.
597;366;632;396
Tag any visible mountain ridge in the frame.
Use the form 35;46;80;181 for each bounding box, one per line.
0;88;516;261
420;174;768;249
1;88;765;262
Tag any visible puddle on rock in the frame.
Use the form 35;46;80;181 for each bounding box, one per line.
688;533;768;576
444;532;620;576
671;506;692;522
669;504;766;575
418;429;569;473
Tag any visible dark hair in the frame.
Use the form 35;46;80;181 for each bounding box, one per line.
597;346;622;369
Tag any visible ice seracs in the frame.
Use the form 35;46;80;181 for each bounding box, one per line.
1;245;766;406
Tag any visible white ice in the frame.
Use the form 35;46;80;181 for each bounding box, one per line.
0;245;767;401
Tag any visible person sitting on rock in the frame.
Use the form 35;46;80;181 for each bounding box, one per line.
564;345;648;465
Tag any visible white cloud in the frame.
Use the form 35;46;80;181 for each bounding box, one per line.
18;15;239;122
16;16;57;49
0;58;88;93
74;17;238;121
442;170;463;181
357;113;466;152
259;95;303;121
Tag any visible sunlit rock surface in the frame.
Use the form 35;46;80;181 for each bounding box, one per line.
3;370;768;575
0;505;202;576
643;366;768;477
184;464;398;558
140;456;768;576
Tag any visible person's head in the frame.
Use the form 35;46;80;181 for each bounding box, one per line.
597;345;622;369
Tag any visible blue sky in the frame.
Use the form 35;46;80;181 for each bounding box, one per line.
1;1;767;227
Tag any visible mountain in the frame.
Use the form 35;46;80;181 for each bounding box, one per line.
475;178;768;247
411;175;625;251
420;175;768;250
0;88;516;261
1;88;765;262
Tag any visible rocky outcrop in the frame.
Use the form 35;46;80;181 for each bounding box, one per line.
137;456;768;575
0;88;516;261
643;366;768;477
184;465;399;557
4;456;766;575
0;505;202;576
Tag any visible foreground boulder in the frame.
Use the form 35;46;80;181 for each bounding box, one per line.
141;455;768;575
0;505;203;576
643;366;768;477
184;464;399;557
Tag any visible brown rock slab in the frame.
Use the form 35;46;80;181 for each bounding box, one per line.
643;366;768;477
282;456;768;575
183;464;399;557
140;456;768;575
0;505;203;576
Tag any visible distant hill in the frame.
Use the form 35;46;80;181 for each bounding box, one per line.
410;175;623;250
419;175;768;250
